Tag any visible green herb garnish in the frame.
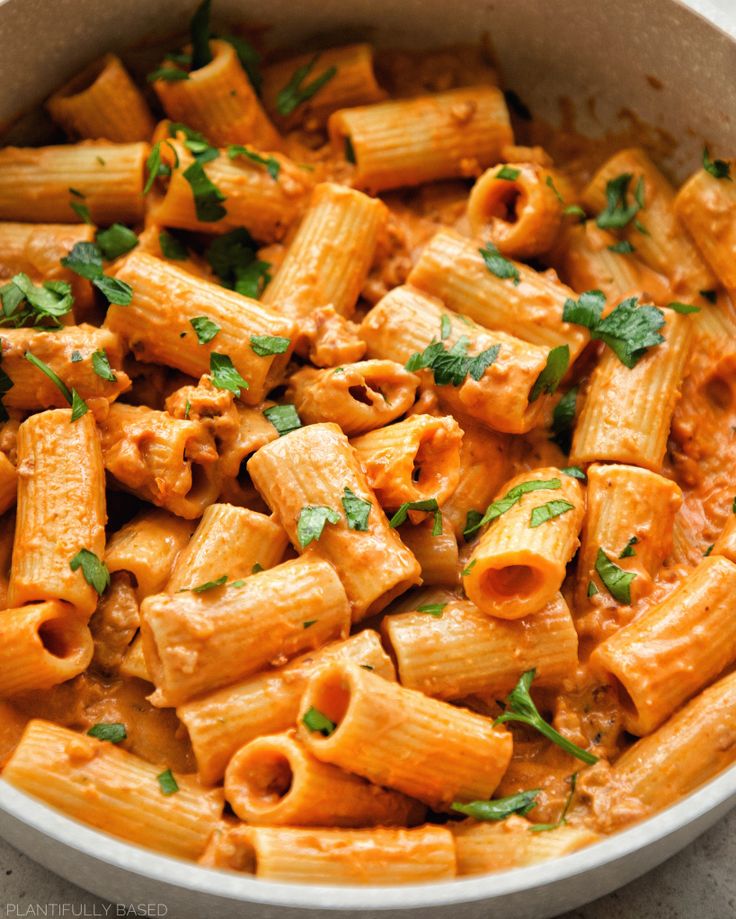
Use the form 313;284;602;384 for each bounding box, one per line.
276;54;337;116
451;789;540;822
529;499;575;528
190;316;221;344
595;548;636;604
479;241;520;285
297;505;341;548
263;403;302;436
530;345;569;402
341;487;371;531
70;548;110;594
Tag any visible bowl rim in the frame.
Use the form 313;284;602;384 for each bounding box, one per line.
1;764;735;910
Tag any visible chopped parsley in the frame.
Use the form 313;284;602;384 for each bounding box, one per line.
451;789;540;822
69;188;92;224
496;166;520;181
496;670;598;764
545;175;585;219
96;224;138;261
561;466;586;481
190;0;213;70
619;536;638;559
389;498;441;534
702;147;732;181
70;548;110;595
297;505;341;548
529;499;575;528
60;242;133;306
587;580;599;597
530;773;577;833
276;54;337;116
405;337;500;387
190;316;221;344
0;273;73;328
228;144;280;180
302;706;336;736
206;228;270;297
183;160;226;222
666;301;701;315
156;769;179;796
462;559;477;576
596;173;645;230
562;291;665;368
24;351;87;421
595;548;636;604
263;403;302;436
87;723;126;744
416;602;445;618
341;487;371;531
143;140;178;195
209;352;248;396
550;386;578;454
190;575;228;592
440;314;452;341
530;345;569;402
608;240;635;254
479;241;520;285
147;66;190;83
159;231;188;260
250;334;290;356
91;349;117;382
464;479;561;537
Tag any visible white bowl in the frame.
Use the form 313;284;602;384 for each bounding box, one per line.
0;0;734;915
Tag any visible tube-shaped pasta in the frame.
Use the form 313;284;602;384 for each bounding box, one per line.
46;54;154;142
590;555;736;735
581;148;715;298
571;311;692;472
398;516;459;587
383;594;577;700
151;142;312;242
408;228;588;358
262;45;386;128
576;464;682;610
261;182;387;320
2;325;130;409
360;286;551;434
3;720;222;859
463;468;585;619
298;661;512;808
153;41;280;150
0;602;92;696
201;823;456;883
106;251;295;405
329;86;512;193
287;360;419;435
0;514;16;612
248;422;420;620
141;554;350;706
0;222;96;317
453;816;598;875
0;142;147;224
466;162;563;258
225;731;424;828
178;630;394;784
105;508;195;601
674;163;736;293
98;403;220;520
9;410;105;617
441;414;511;538
0;454;17;517
713;513;736;563
351;414;462;511
554;221;671;306
607;671;736;819
166;504;288;591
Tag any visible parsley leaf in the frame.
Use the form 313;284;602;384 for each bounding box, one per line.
389;498;441;532
496;670;598;764
191;575;228;592
209;352;248;396
87;723;126;744
530;499;575;528
595;547;636;604
545;175;585;219
530;345;569;402
619;536;638;559
70;548;110;595
464;479;561;537
190;316;221;344
183;161;226;221
228;144;280;180
148;67;190;83
159;231;188;260
703;147;732;181
91;349;117;382
451;789;540;822
479;241;520;285
587;580;598;597
69;188;92;224
416;602;445;617
297;505;341;548
608;240;635;254
551;390;576;447
24;351;88;420
96;224;138;260
234;260;271;298
276;54;337;116
596;173;644;230
301;706;336;736
60;242;133;306
205;228;270;296
143;140;178;195
190;0;213;70
157;769;179;796
93;276;133;306
250;334;290;356
341;487;371;531
561;466;586;481
667;301;701;315
563;291;665;368
0;365;14;422
263;403;302;436
440;314;451;341
530;773;577;833
0;273;73;328
496;165;520;181
405;338;499;387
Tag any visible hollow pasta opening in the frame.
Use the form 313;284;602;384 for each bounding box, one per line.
481;564;543;600
307;668;352;734
349;383;381;406
236;747;295;808
38;617;78;659
55;57;107;99
487;183;523;224
607;673;639;722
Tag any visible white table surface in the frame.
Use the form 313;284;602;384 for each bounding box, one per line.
1;0;735;916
